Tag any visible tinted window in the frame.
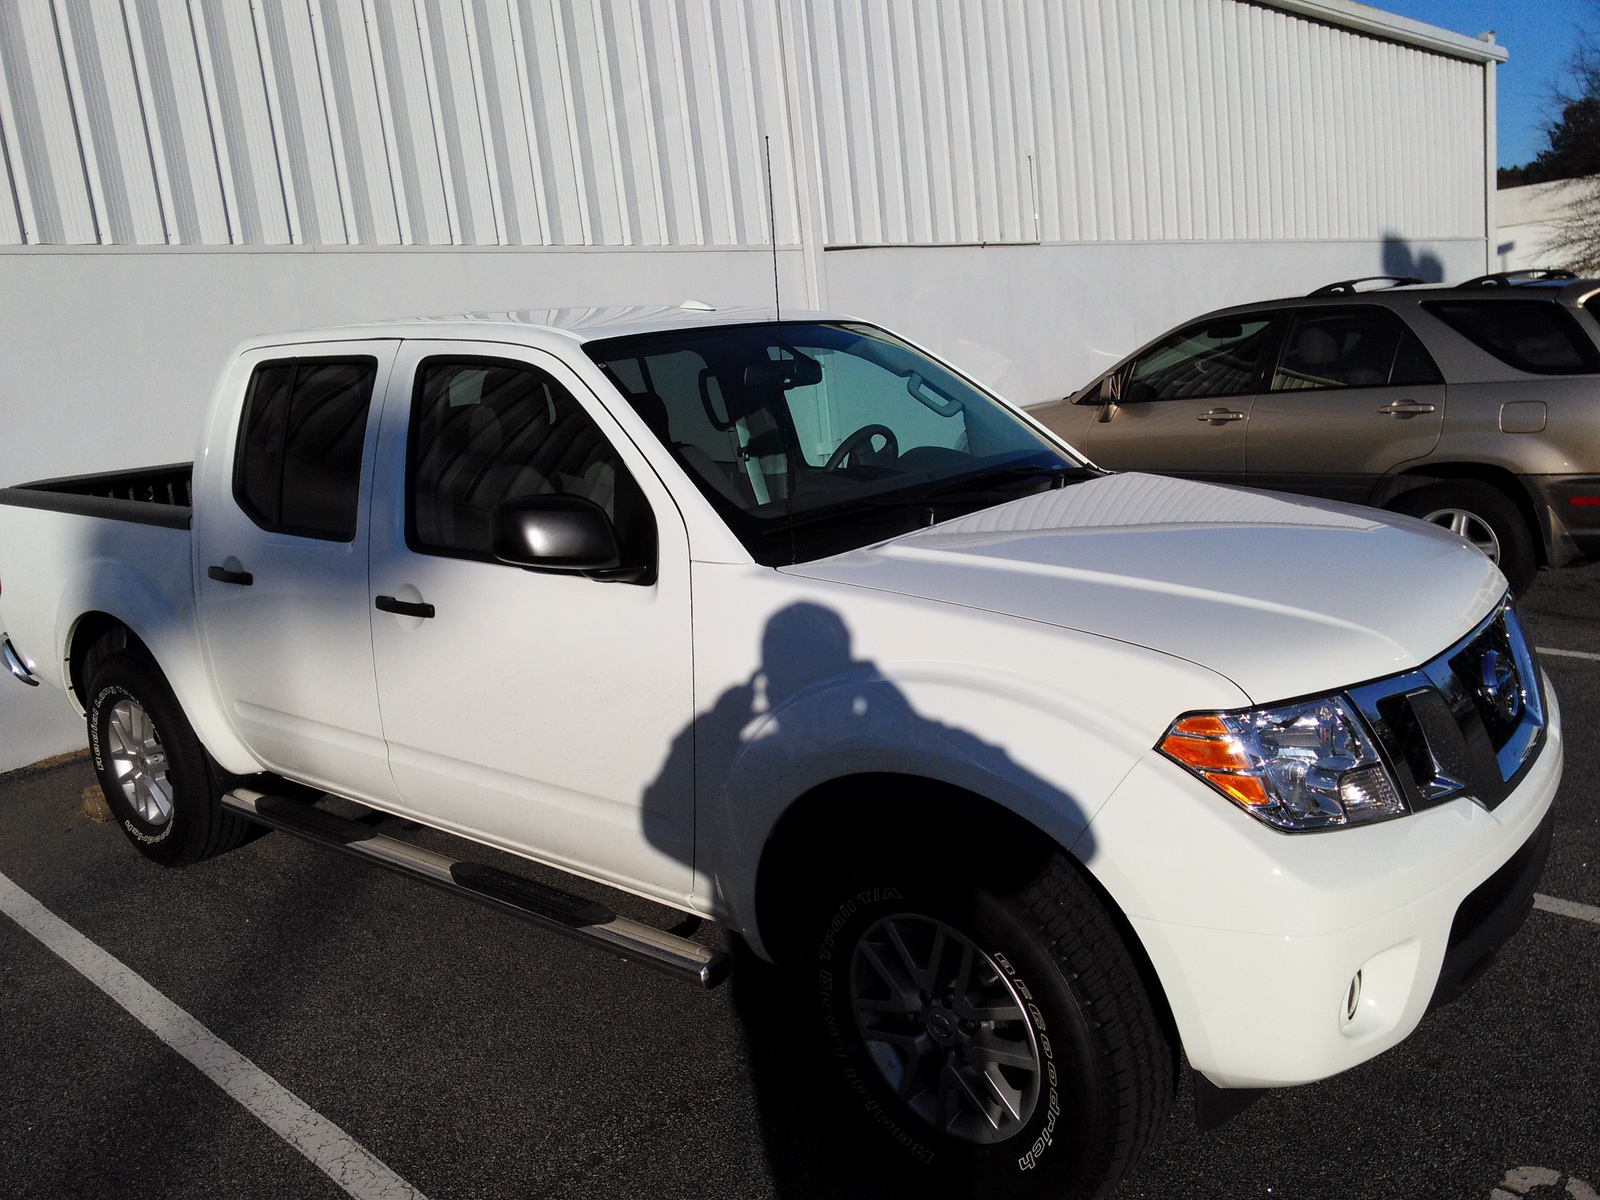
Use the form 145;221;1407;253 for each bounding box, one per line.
1423;300;1600;375
1586;294;1600;329
234;358;376;540
1391;328;1445;386
1271;307;1441;391
1127;317;1277;400
409;358;655;578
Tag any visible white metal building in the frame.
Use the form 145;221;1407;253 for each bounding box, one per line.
0;0;1507;769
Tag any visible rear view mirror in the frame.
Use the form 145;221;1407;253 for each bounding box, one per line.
1204;323;1243;340
492;495;621;573
1074;373;1123;405
743;354;823;389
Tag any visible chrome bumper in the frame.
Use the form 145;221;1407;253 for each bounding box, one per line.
2;635;40;686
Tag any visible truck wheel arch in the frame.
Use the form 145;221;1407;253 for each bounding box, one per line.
751;771;1181;1064
67;612;150;710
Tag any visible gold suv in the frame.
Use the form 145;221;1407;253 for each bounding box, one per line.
1033;270;1600;593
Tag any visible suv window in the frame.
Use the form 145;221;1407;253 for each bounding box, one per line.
1126;317;1278;400
408;357;656;579
1270;307;1442;391
235;357;377;541
1423;299;1600;375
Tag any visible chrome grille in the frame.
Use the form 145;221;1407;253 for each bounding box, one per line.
1347;603;1546;813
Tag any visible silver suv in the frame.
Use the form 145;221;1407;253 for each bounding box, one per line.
1033;271;1600;593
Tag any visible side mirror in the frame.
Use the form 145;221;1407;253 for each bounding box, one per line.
492;495;622;573
1074;372;1123;406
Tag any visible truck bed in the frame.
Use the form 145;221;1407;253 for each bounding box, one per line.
0;464;193;530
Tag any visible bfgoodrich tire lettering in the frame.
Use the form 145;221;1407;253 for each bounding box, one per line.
809;853;1173;1200
88;651;257;866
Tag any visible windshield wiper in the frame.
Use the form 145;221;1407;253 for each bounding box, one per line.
922;461;1097;499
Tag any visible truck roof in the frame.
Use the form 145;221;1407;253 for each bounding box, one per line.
236;303;856;354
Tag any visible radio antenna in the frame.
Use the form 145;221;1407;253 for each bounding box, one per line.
764;135;781;327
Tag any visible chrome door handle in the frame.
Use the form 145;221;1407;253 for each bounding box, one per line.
1198;408;1246;424
375;595;436;619
207;565;253;586
1379;401;1436;417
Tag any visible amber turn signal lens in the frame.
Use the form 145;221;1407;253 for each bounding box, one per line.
1160;716;1267;807
1160;732;1250;772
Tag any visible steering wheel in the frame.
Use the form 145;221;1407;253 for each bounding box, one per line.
823;424;899;472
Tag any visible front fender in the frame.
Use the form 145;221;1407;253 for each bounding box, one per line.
704;658;1247;954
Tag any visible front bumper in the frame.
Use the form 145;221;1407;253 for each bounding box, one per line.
1080;678;1563;1089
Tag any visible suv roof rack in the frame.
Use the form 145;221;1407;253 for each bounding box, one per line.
1456;269;1578;289
1309;275;1424;296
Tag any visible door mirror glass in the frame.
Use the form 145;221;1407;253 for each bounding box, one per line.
492;495;622;572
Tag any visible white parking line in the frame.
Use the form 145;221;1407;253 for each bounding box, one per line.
0;870;428;1200
1537;646;1600;662
1534;893;1600;926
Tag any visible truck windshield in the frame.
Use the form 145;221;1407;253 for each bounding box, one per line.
585;322;1092;564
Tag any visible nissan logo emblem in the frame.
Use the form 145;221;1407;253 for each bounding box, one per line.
1480;649;1523;723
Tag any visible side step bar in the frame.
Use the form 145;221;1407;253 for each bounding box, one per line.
222;789;729;989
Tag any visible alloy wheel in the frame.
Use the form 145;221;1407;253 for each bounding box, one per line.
848;912;1043;1145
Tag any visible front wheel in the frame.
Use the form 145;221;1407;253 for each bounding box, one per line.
807;851;1173;1199
87;651;258;866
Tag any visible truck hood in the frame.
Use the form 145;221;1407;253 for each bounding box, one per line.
783;473;1507;702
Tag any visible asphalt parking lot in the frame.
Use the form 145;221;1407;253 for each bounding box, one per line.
2;564;1597;1200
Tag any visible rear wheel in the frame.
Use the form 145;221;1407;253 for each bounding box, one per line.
87;651;257;866
805;850;1173;1199
1392;480;1537;595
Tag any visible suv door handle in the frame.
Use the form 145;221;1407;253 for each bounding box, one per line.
1379;400;1436;417
1198;408;1246;424
207;565;253;586
375;595;436;619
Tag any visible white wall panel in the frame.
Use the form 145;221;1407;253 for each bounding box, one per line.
0;0;1493;249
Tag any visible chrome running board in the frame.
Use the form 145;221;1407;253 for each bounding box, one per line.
221;789;728;989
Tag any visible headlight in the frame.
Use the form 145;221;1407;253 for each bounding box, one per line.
1159;695;1406;832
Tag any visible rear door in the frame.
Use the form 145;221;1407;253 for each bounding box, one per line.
367;342;696;904
195;342;400;805
1246;306;1445;503
1086;314;1280;483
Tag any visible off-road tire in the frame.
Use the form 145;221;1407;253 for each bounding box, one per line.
87;651;257;866
1392;480;1537;595
806;849;1173;1199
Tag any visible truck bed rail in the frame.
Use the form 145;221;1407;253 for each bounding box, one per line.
0;463;193;529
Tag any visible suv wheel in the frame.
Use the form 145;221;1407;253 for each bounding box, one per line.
1392;480;1537;595
88;651;258;866
805;849;1173;1199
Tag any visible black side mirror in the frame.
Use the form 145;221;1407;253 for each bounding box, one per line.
1074;372;1123;406
492;495;622;573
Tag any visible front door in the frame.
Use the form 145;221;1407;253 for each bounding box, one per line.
1086;314;1281;483
1247;306;1446;503
194;342;400;805
367;342;696;904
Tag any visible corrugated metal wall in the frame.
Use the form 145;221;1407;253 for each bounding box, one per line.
0;0;800;246
0;0;1488;249
794;0;1488;247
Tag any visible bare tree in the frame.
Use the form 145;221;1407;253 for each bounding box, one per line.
1541;3;1600;272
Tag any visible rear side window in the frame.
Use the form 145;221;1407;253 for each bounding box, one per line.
1126;316;1278;400
1270;307;1442;391
235;357;377;540
408;358;656;579
1423;300;1600;375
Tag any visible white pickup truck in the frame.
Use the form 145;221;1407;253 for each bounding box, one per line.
0;307;1562;1198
